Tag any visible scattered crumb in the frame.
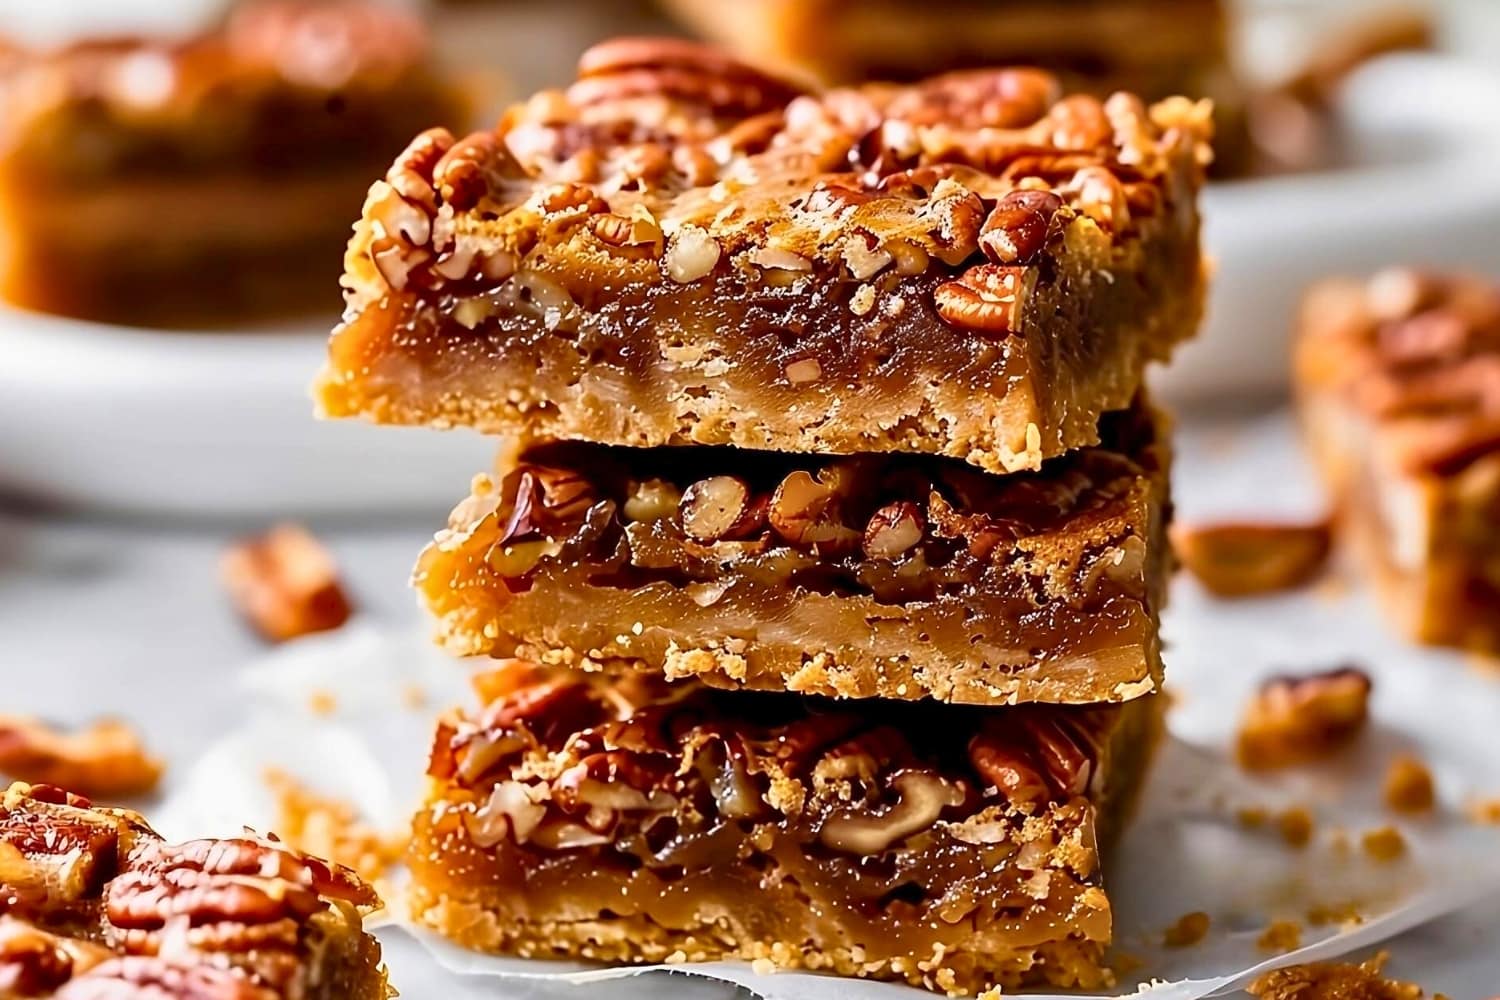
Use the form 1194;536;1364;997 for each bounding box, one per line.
1382;755;1435;814
1236;667;1371;771
307;690;338;716
1163;911;1212;948
263;768;405;890
1361;826;1407;862
1465;797;1500;825
1237;806;1270;828
1307;900;1364;928
0;716;164;798
1279;807;1315;848
1108;952;1144;977
1258;920;1304;953
400;683;428;710
220;523;354;643
1247;950;1436;1000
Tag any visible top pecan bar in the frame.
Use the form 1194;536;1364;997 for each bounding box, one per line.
0;781;386;999
317;38;1211;473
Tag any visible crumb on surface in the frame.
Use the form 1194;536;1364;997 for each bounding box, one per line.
0;716;163;799
308;689;338;716
1247;950;1435;1000
1360;826;1406;863
1162;911;1211;948
1258;920;1303;953
1382;755;1435;815
1465;797;1500;825
1237;806;1269;828
400;683;428;709
1279;807;1315;848
263;767;404;891
1307;901;1364;928
220;522;354;643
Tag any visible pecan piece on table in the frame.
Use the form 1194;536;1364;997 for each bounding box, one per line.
220;524;354;643
1236;667;1372;771
0;717;162;798
1172;519;1332;598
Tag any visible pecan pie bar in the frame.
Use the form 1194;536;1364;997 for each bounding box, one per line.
1295;269;1500;654
317;38;1210;475
409;661;1163;993
0;1;464;325
0;781;386;999
416;398;1170;706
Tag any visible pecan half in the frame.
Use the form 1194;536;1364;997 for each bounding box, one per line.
1236;667;1372;771
0;718;162;799
979;190;1066;264
817;770;964;854
0;917;77;995
104;869;322;931
862;502;925;560
967;732;1051;806
570;37;802;118
1172;520;1332;598
767;469;860;552
433;130;515;212
934;264;1030;335
56;956;275;1000
679;476;765;543
220;524;354;644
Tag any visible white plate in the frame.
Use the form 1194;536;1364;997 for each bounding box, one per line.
0;307;494;517
1161;53;1500;401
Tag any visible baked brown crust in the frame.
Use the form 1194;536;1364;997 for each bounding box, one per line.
0;2;465;324
318;38;1210;473
408;662;1163;995
415;398;1171;706
1296;270;1500;654
0;781;386;1000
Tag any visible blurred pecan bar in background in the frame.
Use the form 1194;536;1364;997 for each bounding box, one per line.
416;399;1170;706
410;661;1162;992
657;0;1249;174
318;39;1210;475
0;1;465;326
1296;269;1500;655
0;781;386;999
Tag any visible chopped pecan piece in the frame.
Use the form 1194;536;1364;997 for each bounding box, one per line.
56;956;276;1000
0;717;162;799
1248;951;1430;1000
1236;667;1372;771
1172;520;1332;597
220;524;353;643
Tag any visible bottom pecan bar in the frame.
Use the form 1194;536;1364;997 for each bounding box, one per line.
409;662;1162;995
1296;270;1500;654
0;782;386;999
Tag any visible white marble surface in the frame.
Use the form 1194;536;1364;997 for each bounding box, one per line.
2;408;1499;999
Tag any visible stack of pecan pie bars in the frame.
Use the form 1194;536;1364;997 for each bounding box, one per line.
315;38;1212;994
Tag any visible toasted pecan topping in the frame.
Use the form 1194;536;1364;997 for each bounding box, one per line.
1248;951;1429;1000
1236;667;1372;771
430;665;1116;858
341;39;1210;306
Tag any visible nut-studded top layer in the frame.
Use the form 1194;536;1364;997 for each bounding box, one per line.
0;782;383;1000
321;38;1209;472
342;37;1210;304
427;661;1127;860
1297;270;1500;475
0;1;448;180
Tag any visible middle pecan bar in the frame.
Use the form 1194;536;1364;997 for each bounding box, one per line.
409;662;1163;993
317;39;1210;475
416;400;1170;706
